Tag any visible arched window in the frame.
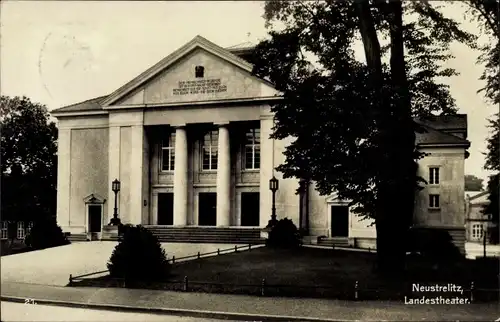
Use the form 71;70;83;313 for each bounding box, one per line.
202;130;218;170
244;128;260;169
161;132;175;171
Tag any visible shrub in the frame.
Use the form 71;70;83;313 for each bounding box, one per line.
407;228;462;260
107;225;170;284
25;218;70;250
266;218;302;249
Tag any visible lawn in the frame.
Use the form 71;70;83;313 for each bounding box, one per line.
70;246;499;301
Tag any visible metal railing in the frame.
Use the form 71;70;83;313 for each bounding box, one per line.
68;243;499;302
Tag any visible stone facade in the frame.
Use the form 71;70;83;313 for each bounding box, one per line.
52;36;470;244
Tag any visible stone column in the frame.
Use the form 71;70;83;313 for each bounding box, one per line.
216;123;231;226
259;116;274;228
108;126;121;225
173;125;188;226
129;125;145;225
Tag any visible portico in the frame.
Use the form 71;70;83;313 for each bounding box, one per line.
145;118;264;228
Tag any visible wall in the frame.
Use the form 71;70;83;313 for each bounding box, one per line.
108;111;146;226
116;49;273;106
118;127;132;223
68;127;109;232
304;146;466;239
57;115;109;233
308;186;328;236
414;147;466;228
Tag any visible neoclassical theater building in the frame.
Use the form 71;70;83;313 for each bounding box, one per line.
52;36;470;248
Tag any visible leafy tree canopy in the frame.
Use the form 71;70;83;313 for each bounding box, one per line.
466;0;499;242
465;174;485;191
0;96;58;222
252;1;475;220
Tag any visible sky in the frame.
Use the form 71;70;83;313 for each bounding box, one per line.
0;1;497;181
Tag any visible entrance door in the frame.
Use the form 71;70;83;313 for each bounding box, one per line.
88;205;102;233
331;206;349;237
241;192;260;226
198;192;217;226
157;193;174;225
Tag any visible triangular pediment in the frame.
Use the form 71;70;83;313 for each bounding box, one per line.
102;35;278;107
83;193;106;204
326;192;351;204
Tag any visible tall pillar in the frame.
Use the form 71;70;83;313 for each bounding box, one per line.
108;126;121;225
129;125;145;225
259;116;274;227
216;123;231;226
173;125;188;226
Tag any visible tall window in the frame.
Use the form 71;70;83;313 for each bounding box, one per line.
429;194;440;209
202;130;218;170
429;167;440;184
0;222;7;240
472;224;484;241
161;132;175;172
244;128;260;170
17;222;25;239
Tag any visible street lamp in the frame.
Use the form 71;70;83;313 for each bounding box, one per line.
109;179;121;226
268;176;279;227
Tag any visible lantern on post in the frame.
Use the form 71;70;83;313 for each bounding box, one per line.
268;176;279;227
109;179;121;226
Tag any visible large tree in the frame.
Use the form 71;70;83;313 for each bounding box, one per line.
0;96;58;224
466;0;499;244
465;174;485;191
252;0;475;274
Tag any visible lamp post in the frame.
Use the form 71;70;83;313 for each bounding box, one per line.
268;176;279;227
482;223;487;258
109;179;121;226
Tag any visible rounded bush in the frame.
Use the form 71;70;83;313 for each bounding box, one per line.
25;219;70;250
266;218;302;249
107;225;170;283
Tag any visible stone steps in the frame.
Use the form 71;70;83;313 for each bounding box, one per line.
144;226;264;244
65;233;88;242
317;237;350;248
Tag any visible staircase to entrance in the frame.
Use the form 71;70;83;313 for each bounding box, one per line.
143;226;264;244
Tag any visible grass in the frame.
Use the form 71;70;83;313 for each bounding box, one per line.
70;246;499;301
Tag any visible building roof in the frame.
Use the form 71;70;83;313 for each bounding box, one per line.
468;190;489;202
52;95;108;113
415;123;470;147
418;114;467;131
225;41;256;51
466;191;485;199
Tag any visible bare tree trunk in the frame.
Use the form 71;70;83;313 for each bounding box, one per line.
355;0;396;274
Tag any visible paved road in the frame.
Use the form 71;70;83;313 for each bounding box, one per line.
1;242;246;286
2;282;499;322
1;302;233;322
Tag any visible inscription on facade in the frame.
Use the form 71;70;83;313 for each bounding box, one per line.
172;79;227;95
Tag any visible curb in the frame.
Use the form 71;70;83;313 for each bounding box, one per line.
1;295;363;322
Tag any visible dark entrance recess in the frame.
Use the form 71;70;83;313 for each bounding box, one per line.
241;192;260;226
157;193;174;225
199;192;217;226
88;204;102;233
331;205;349;237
